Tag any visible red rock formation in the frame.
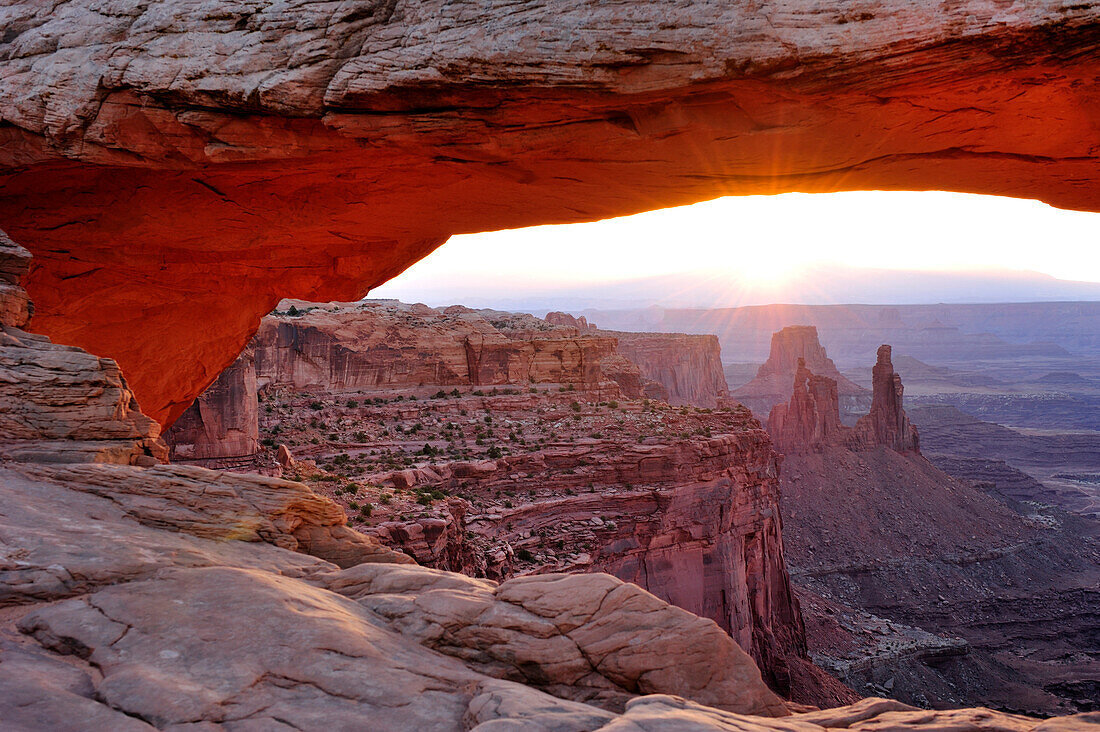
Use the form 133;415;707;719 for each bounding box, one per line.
735;327;867;417
0;231;167;465
608;331;730;408
259;375;838;701
252;301;622;392
767;345;917;456
0;231;31;329
165;348;259;460
767;359;844;453
851;346;920;453
2;2;1098;424
545;311;596;333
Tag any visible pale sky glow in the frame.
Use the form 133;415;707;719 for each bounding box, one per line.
371;191;1099;308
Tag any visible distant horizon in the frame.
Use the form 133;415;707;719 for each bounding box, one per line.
370;191;1100;311
359;295;1100;316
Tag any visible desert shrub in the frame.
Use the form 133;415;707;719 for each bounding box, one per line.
487;446;503;459
346;399;359;408
360;503;373;517
309;401;323;411
517;548;534;562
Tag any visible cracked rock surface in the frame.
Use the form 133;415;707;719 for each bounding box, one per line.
5;458;1100;730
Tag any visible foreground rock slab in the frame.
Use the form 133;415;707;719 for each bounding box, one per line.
3;458;1099;730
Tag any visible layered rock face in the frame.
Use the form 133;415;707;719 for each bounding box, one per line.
252;301;621;392
607;331;730;407
545;311;596;333
767;358;845;454
767;342;919;455
165;348;259;461
168;301;731;459
851;345;920;453
2;1;1099;424
0;230;167;465
736;326;869;418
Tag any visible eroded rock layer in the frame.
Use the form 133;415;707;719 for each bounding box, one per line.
737;326;870;419
166;301;726;459
0;231;167;465
165;348;259;461
606;330;730;408
1;1;1098;422
766;340;918;455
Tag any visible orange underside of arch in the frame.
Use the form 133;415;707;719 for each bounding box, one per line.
1;61;1098;425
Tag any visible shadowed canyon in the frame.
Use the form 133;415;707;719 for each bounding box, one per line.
2;1;1100;729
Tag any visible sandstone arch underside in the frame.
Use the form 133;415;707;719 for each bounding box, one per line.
1;0;1098;425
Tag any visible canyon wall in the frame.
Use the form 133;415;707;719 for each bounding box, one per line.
737;326;869;419
261;381;852;704
168;301;730;458
2;1;1098;424
165;300;829;699
252;301;620;393
370;427;807;694
166;348;259;461
607;331;730;407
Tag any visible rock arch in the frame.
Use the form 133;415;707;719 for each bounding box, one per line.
1;0;1098;423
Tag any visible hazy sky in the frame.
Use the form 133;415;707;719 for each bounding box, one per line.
370;191;1098;307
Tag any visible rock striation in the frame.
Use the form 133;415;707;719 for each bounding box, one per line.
607;330;730;408
767;340;917;456
253;301;622;393
851;345;920;453
165;347;259;461
0;230;167;466
2;1;1098;423
736;326;869;418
